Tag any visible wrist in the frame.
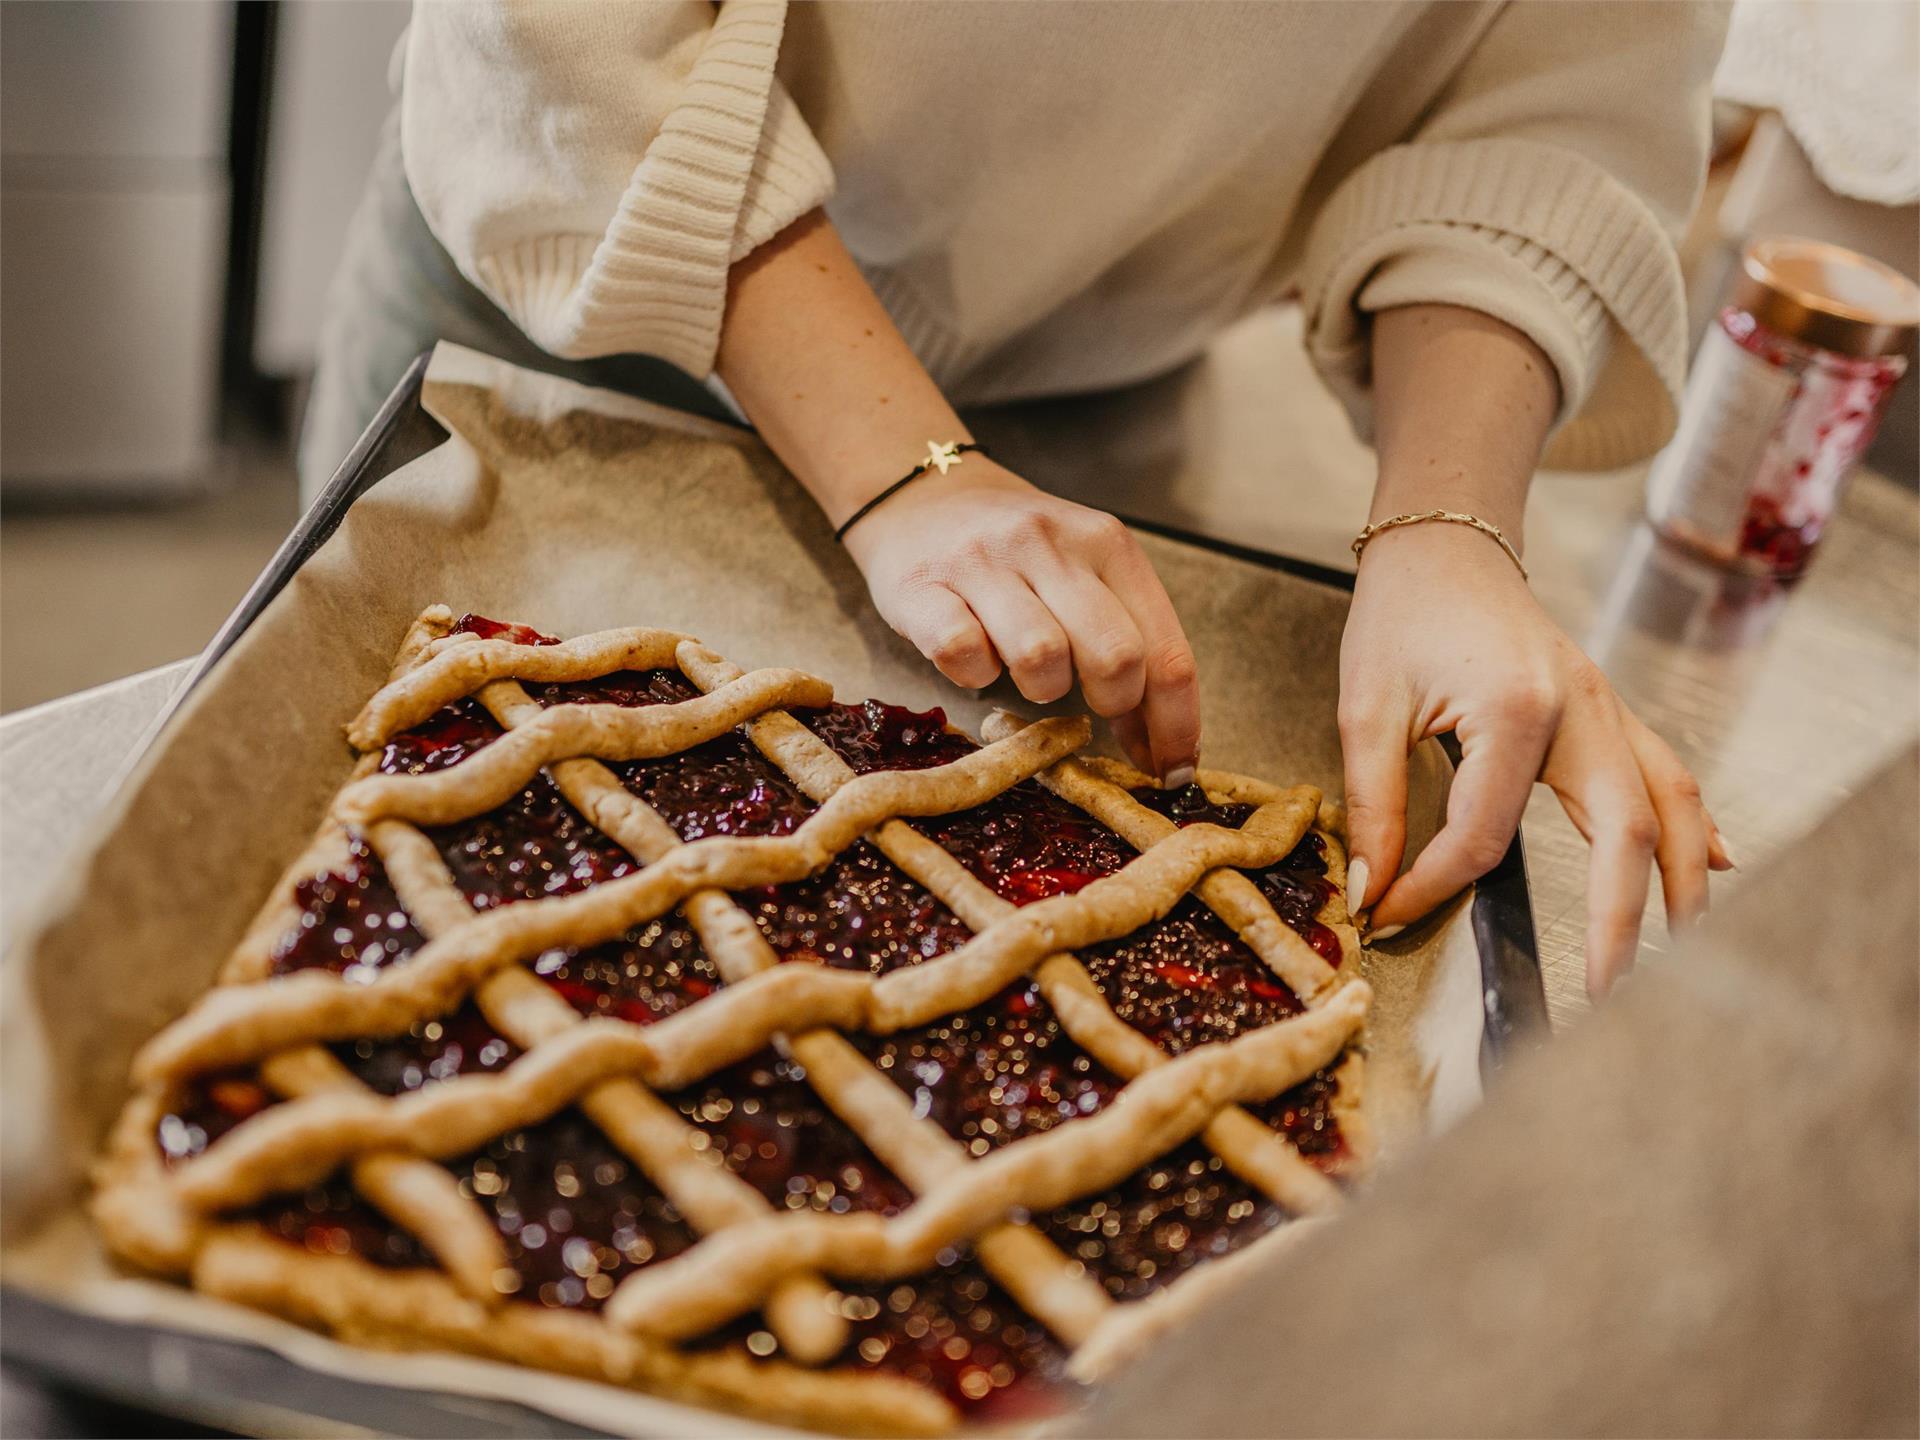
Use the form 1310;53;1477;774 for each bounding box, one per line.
806;412;970;514
1368;468;1527;548
832;439;990;541
1354;509;1531;587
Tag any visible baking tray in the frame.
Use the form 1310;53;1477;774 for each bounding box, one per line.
0;352;1545;1437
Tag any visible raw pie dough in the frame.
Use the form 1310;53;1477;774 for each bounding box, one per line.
93;607;1375;1435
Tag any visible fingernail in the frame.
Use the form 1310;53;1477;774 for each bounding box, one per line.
1715;836;1741;871
1368;922;1405;942
1346;858;1370;911
1163;764;1196;790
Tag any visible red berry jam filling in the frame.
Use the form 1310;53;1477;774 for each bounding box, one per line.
1037;1141;1284;1300
158;1071;275;1162
438;1047;1066;1410
837;1268;1068;1418
856;974;1331;1295
800;701;1349;1177
378;698;502;775
260;840;512;1092
453;1107;699;1308
1248;1065;1346;1167
674;1051;915;1214
856;981;1123;1148
800;699;980;774
270;838;427;981
526;666;701;711
662;1049;1066;1412
532;922;722;1026
427;772;640;909
1079;901;1303;1049
1127;782;1341;966
247;1183;433;1268
451;613;561;647
337;1003;522;1097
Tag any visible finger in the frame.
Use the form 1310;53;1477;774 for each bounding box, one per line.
1616;702;1712;931
954;575;1074;704
1370;703;1552;933
1544;701;1659;1000
883;583;1000;690
1336;697;1410;913
1705;812;1738;871
1028;565;1148;718
1093;530;1202;781
1109;708;1155;779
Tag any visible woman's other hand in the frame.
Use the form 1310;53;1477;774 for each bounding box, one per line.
1338;520;1731;998
1347;303;1730;998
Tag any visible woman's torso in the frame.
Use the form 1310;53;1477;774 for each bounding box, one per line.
779;0;1499;400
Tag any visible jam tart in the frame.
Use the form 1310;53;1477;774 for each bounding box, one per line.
94;606;1372;1434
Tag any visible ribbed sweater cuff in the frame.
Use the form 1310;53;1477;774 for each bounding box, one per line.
470;1;833;379
1301;137;1688;471
1358;231;1612;425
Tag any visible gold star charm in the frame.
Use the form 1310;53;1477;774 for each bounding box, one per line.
924;440;963;475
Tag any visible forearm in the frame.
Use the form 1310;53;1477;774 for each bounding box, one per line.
1367;304;1559;542
715;210;964;528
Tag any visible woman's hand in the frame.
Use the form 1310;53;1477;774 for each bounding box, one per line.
1339;520;1732;997
841;458;1202;782
1345;302;1732;997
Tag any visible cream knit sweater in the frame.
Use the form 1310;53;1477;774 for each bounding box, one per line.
402;0;1729;469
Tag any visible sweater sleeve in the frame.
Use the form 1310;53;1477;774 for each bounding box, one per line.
1298;1;1731;470
400;0;833;378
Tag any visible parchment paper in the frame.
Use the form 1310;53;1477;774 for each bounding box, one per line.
1;343;1481;1436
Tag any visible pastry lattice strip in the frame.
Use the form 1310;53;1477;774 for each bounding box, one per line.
103;609;1371;1431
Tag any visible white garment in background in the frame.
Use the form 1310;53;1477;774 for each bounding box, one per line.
1715;0;1920;207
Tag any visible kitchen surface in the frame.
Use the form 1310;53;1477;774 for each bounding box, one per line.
2;1;1915;1436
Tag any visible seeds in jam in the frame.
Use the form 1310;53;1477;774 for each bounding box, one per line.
453;1108;699;1308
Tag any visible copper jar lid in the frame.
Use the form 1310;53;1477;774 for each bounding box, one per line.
1732;236;1920;358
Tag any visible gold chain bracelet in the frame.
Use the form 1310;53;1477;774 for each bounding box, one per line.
1350;509;1527;580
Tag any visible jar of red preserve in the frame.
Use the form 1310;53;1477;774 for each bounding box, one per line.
1647;236;1919;578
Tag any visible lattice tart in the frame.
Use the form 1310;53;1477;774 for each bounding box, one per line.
94;606;1374;1434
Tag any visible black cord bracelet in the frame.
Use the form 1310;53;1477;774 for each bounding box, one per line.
833;441;988;543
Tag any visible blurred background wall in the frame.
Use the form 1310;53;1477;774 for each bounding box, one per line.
0;0;1914;713
1;0;406;496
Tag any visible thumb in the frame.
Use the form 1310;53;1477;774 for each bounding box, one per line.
1338;699;1409;914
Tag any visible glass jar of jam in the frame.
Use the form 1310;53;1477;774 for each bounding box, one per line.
1647;237;1918;578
